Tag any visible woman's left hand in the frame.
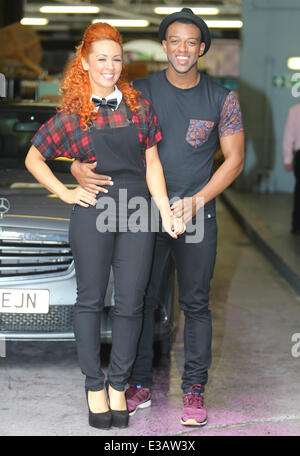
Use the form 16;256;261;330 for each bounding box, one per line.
172;215;186;236
161;212;186;239
60;186;97;207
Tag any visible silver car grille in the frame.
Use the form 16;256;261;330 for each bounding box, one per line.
0;238;73;277
0;305;111;333
0;305;74;332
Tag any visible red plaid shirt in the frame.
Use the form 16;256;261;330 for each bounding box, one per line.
31;98;162;163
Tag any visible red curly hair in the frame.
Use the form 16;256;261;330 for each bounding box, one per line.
58;22;140;130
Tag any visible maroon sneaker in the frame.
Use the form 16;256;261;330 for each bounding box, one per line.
180;384;207;426
125;383;152;417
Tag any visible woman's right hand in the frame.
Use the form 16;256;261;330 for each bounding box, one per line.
60;186;97;207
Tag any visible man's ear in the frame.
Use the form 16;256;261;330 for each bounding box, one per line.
199;42;206;57
81;57;89;71
162;40;167;55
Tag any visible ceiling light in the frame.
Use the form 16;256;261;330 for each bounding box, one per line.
20;18;49;25
287;57;300;70
154;7;219;15
40;6;100;14
92;19;149;27
205;20;243;28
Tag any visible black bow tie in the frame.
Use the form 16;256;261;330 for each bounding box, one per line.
92;97;118;110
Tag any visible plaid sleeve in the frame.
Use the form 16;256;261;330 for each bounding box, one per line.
31;111;73;160
143;98;162;149
218;91;244;138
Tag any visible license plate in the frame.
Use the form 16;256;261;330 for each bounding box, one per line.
0;289;49;314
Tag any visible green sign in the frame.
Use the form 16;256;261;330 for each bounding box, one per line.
272;75;300;88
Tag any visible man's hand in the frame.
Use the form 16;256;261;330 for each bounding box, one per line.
170;196;204;224
70;160;114;194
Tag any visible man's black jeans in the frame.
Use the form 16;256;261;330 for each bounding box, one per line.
130;214;218;393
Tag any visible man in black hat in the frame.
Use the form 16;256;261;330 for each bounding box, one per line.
71;8;244;426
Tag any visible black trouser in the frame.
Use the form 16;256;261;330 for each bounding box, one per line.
292;150;300;231
130;214;218;393
69;204;155;392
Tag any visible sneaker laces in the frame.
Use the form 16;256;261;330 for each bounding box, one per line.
183;384;204;408
126;383;149;401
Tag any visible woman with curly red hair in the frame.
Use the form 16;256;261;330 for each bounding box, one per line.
59;22;142;129
25;22;185;430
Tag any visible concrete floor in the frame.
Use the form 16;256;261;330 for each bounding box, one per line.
222;189;300;294
1;198;300;436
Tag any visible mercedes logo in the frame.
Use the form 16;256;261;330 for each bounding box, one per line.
0;198;10;218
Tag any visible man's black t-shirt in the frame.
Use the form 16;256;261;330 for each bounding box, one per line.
133;70;243;214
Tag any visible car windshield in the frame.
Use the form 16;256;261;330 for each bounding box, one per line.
0;105;74;188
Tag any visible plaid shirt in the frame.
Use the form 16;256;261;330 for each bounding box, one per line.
31;98;162;163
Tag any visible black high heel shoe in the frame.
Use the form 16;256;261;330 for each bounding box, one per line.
106;382;129;428
110;409;129;428
86;390;112;430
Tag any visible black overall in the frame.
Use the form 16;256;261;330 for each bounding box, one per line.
69;103;155;392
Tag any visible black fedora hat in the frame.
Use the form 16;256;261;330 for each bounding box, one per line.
158;8;211;56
